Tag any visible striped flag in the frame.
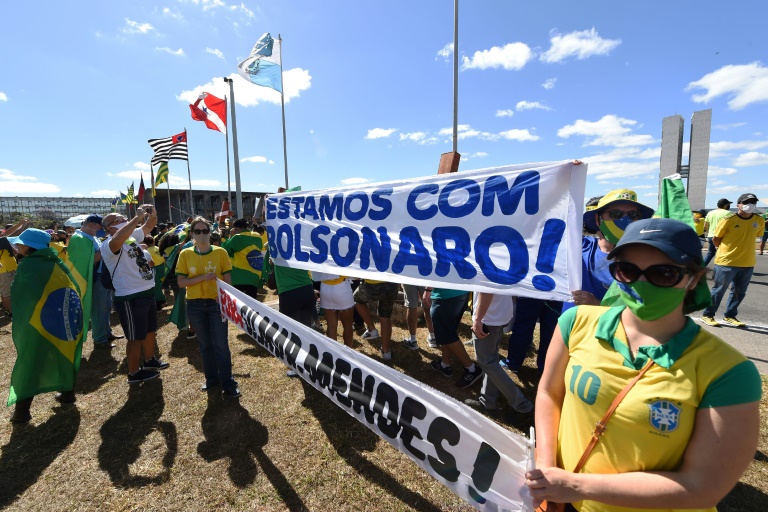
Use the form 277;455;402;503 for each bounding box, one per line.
155;161;169;192
148;131;188;166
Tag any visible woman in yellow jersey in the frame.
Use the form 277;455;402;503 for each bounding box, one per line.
527;218;760;512
319;275;354;347
176;217;240;398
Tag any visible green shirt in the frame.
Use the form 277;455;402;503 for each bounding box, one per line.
274;265;312;294
704;208;731;238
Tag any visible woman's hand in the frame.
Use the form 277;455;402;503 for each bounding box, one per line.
526;467;582;505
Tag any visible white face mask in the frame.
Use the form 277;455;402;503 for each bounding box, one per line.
111;221;129;230
740;203;757;214
193;233;210;244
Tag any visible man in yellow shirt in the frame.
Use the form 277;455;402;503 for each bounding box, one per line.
701;193;765;327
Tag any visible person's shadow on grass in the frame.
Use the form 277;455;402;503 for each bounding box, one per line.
196;392;307;509
98;379;177;488
0;404;81;508
300;380;442;512
75;345;120;394
168;328;205;373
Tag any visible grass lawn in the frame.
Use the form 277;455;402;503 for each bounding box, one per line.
0;291;765;511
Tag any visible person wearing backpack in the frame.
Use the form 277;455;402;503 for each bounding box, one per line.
100;206;169;384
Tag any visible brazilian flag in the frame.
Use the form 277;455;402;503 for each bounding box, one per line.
167;239;193;330
65;233;95;345
221;231;265;288
8;248;85;405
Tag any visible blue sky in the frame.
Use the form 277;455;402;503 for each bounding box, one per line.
1;0;767;209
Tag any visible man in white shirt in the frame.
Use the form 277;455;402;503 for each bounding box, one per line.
101;205;169;384
465;293;533;427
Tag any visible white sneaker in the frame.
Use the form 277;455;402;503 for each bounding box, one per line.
380;349;392;360
361;329;380;340
428;335;438;348
403;339;419;351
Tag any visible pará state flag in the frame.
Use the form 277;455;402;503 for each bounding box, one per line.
237;32;282;93
190;92;227;134
8;248;85;405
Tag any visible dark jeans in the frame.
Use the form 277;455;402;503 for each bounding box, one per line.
703;237;717;267
187;299;236;392
278;284;316;327
506;297;563;373
703;265;754;319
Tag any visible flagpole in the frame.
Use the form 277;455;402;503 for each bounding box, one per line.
149;164;156;208
224;94;232;206
278;33;289;190
167;178;172;224
452;0;459;154
224;77;243;218
185;129;195;218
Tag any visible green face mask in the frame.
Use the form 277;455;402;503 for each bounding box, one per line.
617;280;688;321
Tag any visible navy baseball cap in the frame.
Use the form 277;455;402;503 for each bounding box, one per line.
85;214;103;225
7;228;52;250
607;218;703;266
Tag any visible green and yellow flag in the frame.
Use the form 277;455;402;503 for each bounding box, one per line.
65;233;95;345
8;248;85;405
155;162;169;194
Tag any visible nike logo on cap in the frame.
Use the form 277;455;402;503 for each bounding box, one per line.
639;229;662;233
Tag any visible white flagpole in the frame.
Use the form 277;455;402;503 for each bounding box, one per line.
224;77;243;217
185;128;194;218
167;177;172;224
279;34;289;189
224;94;232;206
452;0;459;154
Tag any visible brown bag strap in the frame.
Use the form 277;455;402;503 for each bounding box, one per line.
572;358;654;473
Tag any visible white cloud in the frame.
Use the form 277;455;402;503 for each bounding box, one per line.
687;62;768;110
541;28;621;63
268;160;274;164
713;122;746;131
0;92;7;102
557;115;655;147
496;109;514;117
499;129;540;142
241;156;268;163
516;100;551;111
708;166;738;176
436;42;453;60
340;177;371;185
709;139;768;158
542;78;557;90
733;151;768;167
463;152;489;160
177;70;312;107
206;47;224;59
709;183;768;194
578;146;663;181
461;42;533;71
72;193;85;198
134;162;150;170
230;2;254;17
309;129;314;134
399;132;426;142
156;47;184;56
0;168;60;194
162;7;183;19
123;18;154;34
91;189;118;197
366;128;396;140
112;171;144;180
168;175;220;188
628;184;655;189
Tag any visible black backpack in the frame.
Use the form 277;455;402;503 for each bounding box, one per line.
100;250;123;291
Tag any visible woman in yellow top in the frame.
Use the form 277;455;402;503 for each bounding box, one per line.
176;217;240;398
526;218;760;512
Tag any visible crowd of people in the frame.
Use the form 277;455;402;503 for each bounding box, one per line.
0;187;764;511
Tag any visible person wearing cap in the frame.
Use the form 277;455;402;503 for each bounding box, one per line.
527;218;760;512
0;218;30;317
759;207;768;255
221;218;264;299
700;193;765;328
702;198;732;267
101;205;169;384
7;228;82;422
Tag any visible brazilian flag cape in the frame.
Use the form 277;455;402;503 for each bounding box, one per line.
8;248;85;405
601;175;710;311
221;231;265;287
65;232;95;345
168;239;193;330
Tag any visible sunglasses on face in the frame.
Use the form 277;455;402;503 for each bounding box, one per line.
609;261;690;288
192;229;211;235
602;209;641;221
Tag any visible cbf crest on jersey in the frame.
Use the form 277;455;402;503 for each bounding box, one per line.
647;400;681;433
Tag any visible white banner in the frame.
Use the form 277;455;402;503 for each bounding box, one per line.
217;280;534;511
266;161;586;301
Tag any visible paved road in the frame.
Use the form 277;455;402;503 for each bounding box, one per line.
691;248;768;374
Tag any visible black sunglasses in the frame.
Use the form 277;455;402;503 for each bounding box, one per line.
192;228;211;235
602;209;641;221
609;261;690;288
